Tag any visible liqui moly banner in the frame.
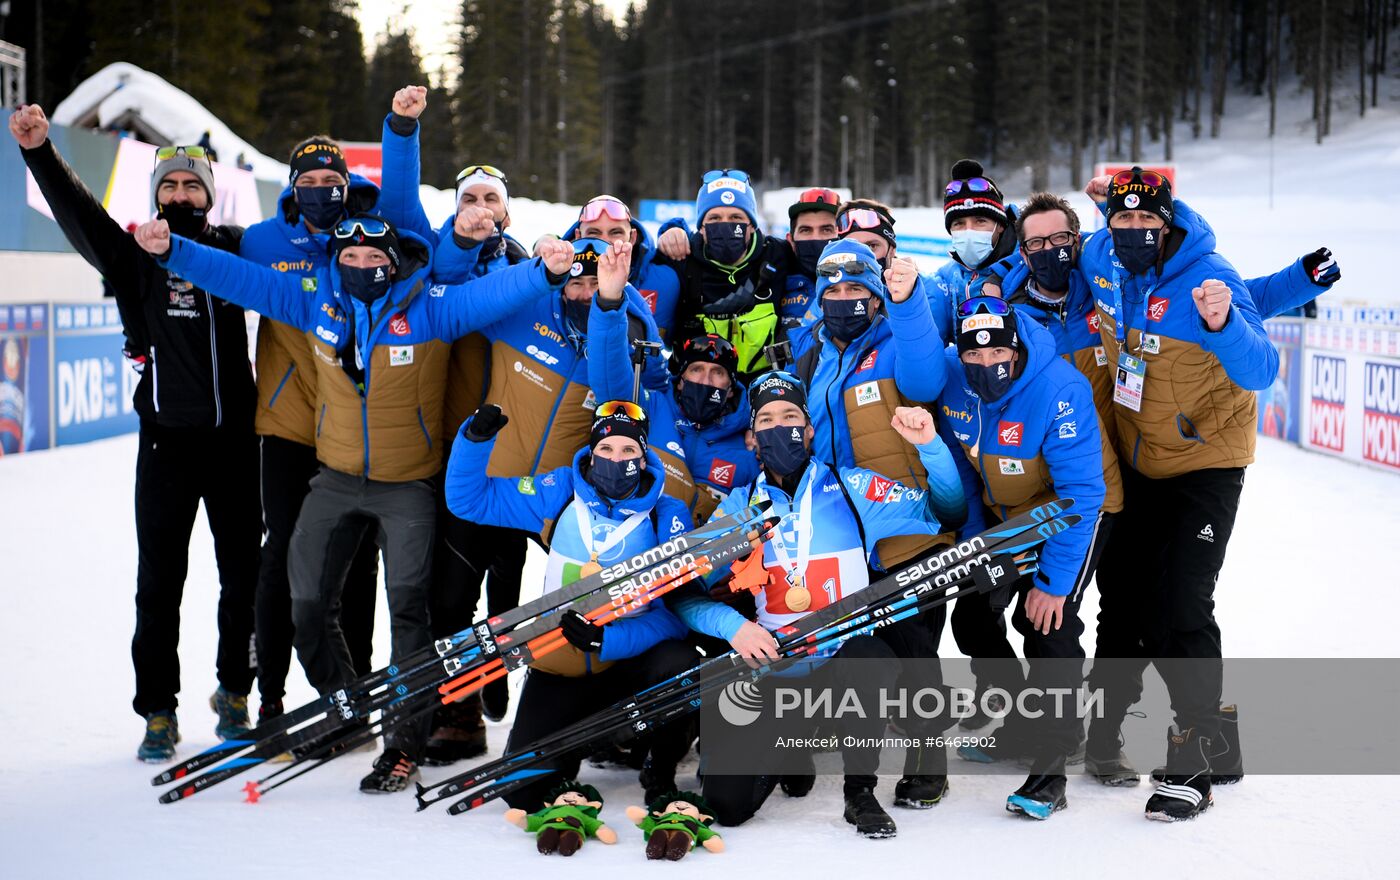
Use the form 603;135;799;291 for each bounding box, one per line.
1302;349;1400;473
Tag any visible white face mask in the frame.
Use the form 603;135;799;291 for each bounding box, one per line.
952;229;995;267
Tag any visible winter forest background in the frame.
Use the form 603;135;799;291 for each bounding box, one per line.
6;0;1398;206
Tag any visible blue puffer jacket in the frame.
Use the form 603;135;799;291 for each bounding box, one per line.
446;433;691;672
587;297;759;521
1080;197;1278;478
158;227;559;481
562;217;682;341
932;311;1106;597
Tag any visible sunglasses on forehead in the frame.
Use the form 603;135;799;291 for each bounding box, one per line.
595;400;647;420
816;257;877;279
456;164;508;183
333;217;390;240
701;168;751;184
944;177;994;197
1112;169;1166;188
797;187;840;206
154;145;211;166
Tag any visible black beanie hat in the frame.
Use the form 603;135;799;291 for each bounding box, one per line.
289;137;350;185
330;213;402;269
747;371;809;426
1106;166;1173;225
590;401;649;451
943;158;1008;232
956;298;1022;354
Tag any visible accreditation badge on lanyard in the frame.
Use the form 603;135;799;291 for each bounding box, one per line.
1111;276;1152;413
756;477;817;613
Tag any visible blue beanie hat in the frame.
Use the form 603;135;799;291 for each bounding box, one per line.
814;238;886;302
694;171;760;228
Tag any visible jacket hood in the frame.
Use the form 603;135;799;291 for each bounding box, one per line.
1153;198;1218;284
981;305;1058;408
570;446;667;518
277;173;381;227
327;225;434;312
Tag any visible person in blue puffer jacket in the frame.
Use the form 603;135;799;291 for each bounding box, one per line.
588;240;760;524
445;401;720;809
929;296;1111;821
926;160;1024;339
670;371;966;838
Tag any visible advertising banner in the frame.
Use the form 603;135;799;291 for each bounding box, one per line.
1301;347;1400;473
52;302;139;447
0;303;51;455
1258;318;1303;443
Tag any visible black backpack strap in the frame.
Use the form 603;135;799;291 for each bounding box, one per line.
794;344;821;385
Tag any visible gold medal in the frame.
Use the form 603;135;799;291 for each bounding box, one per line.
579;555;603;579
784;576;811;612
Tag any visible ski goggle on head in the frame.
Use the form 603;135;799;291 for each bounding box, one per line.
701;168;751;184
956;295;1013;319
333;217;391;241
456;164;507;184
154;145;211;165
945;177;994;197
594;400;647;420
796;187;840;208
837;208;892;235
578;195;631;224
1112;168;1167;188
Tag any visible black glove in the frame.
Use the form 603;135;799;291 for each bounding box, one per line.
700;280;758;317
463;404;508;443
560;609;604;653
1302;247;1340;287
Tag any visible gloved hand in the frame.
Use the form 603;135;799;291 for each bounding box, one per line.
560;609;604;653
700;280;758;317
463;404;509;443
1302;247;1340;287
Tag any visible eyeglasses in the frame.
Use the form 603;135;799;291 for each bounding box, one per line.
956;296;1013;319
945;177;994;197
595;400;648;420
837;208;889;235
796;187;840;207
155;145;211;165
1022;231;1076;252
333;217;391;240
701;168;751;184
816;256;877;278
1112;168;1166;188
456;164;508;183
579;195;631;224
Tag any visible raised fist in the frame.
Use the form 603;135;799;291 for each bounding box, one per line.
8;104;49;150
454;204;497;243
1085;174;1112;205
883;255;920;302
537;238;575;276
392;85;428;119
891;405;936;446
134;219;173;256
1192;278;1232;332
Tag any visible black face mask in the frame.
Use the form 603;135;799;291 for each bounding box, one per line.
792;238;833;277
340;263;392;304
1027;244;1076;293
564;297;591;334
295;184;346;230
823;296;875;343
963;359;1016;403
754;424;810;477
157;202;208;239
703;222;750;265
1111;227;1163;276
589;454;643;500
678;380;728;425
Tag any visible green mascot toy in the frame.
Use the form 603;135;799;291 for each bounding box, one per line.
504;780;618;856
624;790;725;860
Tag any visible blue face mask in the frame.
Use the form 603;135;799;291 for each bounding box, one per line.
589;454;643;500
563;297;590;334
962;358;1016;403
823;295;875;342
704;221;750;265
1027;244;1076;293
678;380;728;425
952;229;996;267
1111;226;1163;275
754;424;810;477
793;237;832;277
295;184;346;230
340;263;392;304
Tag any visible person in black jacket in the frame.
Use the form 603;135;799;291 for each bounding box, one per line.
10;104;262;763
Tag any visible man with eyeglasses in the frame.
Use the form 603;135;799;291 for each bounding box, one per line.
556;195;683;343
133;211;576;793
1077;167;1278;822
238;132;384;734
10;104;261;763
375;86;538;750
654;169;792;381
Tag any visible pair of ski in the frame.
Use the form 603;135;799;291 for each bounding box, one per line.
153;500;779;803
415;497;1079;815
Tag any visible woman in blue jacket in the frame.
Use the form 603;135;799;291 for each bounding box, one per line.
445;400;727;809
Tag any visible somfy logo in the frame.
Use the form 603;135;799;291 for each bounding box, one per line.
717;680;764;727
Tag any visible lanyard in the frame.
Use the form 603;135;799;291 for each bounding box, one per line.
573;498;649;575
757;472;815;588
1110;263;1156;356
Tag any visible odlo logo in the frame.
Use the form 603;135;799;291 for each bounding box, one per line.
717;680;764;727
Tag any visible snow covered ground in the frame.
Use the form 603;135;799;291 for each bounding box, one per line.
1;434;1396;878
